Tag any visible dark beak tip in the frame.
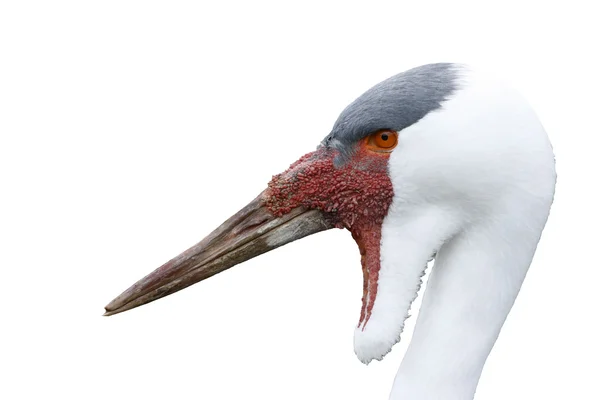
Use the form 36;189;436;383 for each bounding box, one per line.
103;306;125;317
103;299;119;315
103;295;127;316
103;306;115;317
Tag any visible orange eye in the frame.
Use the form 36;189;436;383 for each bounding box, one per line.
365;130;398;152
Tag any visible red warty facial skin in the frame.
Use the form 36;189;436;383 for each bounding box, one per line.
265;143;394;328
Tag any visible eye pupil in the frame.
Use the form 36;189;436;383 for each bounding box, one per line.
366;130;397;152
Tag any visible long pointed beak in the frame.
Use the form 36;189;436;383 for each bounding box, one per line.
104;191;333;316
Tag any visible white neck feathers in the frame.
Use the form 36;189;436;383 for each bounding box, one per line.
354;66;556;400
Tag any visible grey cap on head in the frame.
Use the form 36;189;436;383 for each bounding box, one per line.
323;63;460;163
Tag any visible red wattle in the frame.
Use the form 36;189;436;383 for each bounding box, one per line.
265;144;394;329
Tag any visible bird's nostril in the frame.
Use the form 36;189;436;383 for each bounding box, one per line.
232;211;274;236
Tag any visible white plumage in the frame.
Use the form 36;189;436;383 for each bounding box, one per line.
356;66;555;399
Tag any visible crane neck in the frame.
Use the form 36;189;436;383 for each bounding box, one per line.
389;214;544;400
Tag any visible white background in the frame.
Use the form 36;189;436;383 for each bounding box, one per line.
1;1;598;399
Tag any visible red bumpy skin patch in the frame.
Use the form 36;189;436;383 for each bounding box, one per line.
265;143;394;328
